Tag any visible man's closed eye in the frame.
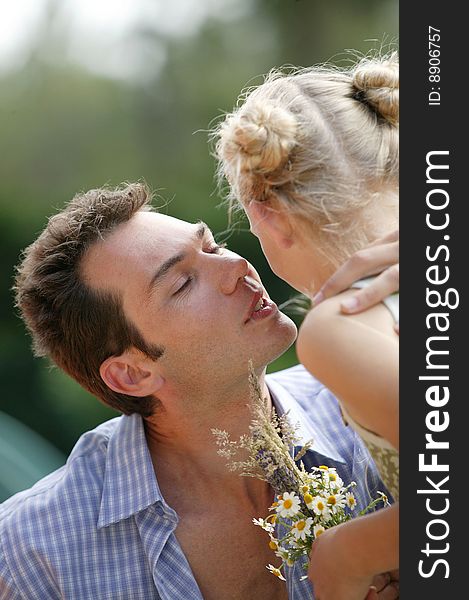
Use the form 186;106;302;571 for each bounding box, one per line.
172;243;227;296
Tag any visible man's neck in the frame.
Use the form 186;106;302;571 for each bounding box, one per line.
143;370;274;513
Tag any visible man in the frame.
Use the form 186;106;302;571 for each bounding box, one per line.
0;183;397;599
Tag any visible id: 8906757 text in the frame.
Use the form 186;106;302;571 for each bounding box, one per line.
428;26;441;106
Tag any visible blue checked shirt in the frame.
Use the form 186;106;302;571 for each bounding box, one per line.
0;366;389;599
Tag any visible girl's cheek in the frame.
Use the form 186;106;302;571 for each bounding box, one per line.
245;201;267;238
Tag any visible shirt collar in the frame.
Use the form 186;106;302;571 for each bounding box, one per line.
267;377;346;464
97;413;164;529
98;376;345;528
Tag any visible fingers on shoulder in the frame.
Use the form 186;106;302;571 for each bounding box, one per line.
366;264;399;301
322;250;375;297
348;244;399;274
344;264;399;313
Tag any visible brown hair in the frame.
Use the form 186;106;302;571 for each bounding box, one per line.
13;183;163;416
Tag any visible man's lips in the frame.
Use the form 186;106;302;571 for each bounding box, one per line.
244;288;278;323
244;290;264;323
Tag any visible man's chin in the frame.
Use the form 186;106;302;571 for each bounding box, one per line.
277;309;298;338
265;314;298;364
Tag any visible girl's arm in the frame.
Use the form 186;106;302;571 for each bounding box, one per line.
297;291;399;449
308;504;399;600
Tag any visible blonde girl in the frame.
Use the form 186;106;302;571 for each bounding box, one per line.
215;53;399;600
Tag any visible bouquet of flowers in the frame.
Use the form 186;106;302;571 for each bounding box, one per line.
212;362;387;582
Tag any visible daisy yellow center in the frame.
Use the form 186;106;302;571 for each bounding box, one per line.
273;569;282;578
317;501;325;511
304;493;313;504
283;499;293;510
329;473;337;481
316;529;324;537
296;521;306;531
301;485;309;494
348;498;355;506
328;495;336;505
269;540;278;550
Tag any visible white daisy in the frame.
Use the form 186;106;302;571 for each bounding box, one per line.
377;491;390;507
345;492;357;510
311;496;331;519
267;564;286;581
276;492;301;518
324;469;344;490
268;537;279;551
303;492;314;510
291;517;314;541
275;547;290;561
252;517;274;533
326;493;346;514
313;524;325;538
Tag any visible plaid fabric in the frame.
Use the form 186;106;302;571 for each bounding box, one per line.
0;365;388;599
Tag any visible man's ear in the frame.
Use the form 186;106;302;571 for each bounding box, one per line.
100;352;165;397
246;200;294;249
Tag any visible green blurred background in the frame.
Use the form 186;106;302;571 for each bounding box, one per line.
0;0;397;500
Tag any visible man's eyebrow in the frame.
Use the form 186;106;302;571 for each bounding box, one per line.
147;221;209;295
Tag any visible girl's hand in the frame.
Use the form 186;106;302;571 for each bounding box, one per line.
313;230;399;319
308;525;389;600
366;571;399;600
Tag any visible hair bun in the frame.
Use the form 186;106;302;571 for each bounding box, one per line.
353;54;399;125
218;101;297;174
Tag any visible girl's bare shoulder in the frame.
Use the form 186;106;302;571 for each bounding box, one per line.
301;289;396;340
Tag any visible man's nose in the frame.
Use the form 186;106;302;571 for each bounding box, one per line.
219;254;250;295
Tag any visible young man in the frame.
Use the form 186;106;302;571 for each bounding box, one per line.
0;183;397;600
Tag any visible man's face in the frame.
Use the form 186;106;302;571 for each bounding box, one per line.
82;211;297;394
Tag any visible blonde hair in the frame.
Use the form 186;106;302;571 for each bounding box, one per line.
215;52;399;264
